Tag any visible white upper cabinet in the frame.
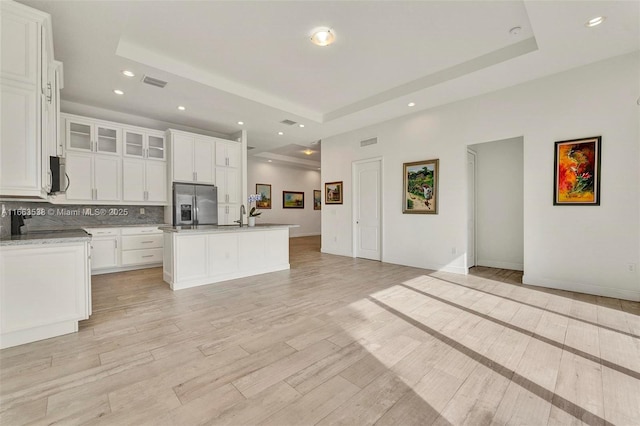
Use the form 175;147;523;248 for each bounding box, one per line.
65;152;120;202
215;140;241;168
122;158;167;204
65;116;120;155
124;128;166;161
0;1;58;198
167;130;215;184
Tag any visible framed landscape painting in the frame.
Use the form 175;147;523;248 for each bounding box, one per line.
554;136;601;205
325;181;343;204
256;183;272;209
403;159;439;214
314;190;321;210
283;191;304;208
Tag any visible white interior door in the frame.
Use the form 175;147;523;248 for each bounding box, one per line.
467;150;476;269
354;159;382;261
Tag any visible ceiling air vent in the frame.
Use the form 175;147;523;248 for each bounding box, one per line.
141;75;168;88
360;137;378;147
247;146;255;150
280;119;297;126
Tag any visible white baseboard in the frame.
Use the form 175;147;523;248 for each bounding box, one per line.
91;263;162;275
291;232;321;238
522;274;640;302
170;264;290;291
477;259;524;271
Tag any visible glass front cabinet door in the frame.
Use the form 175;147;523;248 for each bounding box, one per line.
124;129;165;161
66;117;120;155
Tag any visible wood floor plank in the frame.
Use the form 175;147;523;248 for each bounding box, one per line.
0;236;637;426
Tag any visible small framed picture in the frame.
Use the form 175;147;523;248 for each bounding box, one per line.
403;159;439;214
325;181;343;204
313;190;321;210
283;191;304;208
554;136;601;205
255;183;272;209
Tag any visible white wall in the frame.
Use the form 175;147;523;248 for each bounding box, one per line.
321;52;640;301
470;138;524;271
248;159;321;237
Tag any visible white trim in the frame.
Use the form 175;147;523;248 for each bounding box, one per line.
91;263;162;275
523;274;640;302
466;148;477;269
477;259;524;271
291;232;320;238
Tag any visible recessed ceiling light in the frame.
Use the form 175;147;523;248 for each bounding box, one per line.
278;132;284;135
408;102;415;107
303;149;313;156
317;168;321;170
268;160;273;163
177;105;186;111
113;89;124;95
121;70;135;78
585;16;606;27
310;28;335;47
299;124;305;128
237;121;244;125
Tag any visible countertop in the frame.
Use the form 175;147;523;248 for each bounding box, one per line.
0;229;91;246
160;223;299;234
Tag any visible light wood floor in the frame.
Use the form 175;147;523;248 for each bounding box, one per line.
1;236;639;425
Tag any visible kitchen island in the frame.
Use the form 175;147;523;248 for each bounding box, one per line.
161;224;298;290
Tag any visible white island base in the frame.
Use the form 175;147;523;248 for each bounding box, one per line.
162;225;294;290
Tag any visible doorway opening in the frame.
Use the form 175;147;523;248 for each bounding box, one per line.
467;137;524;273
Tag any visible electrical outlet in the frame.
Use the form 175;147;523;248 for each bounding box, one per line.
140;208;145;215
627;263;637;273
334;236;338;243
451;247;457;255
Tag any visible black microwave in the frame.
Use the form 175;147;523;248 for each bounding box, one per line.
49;156;69;194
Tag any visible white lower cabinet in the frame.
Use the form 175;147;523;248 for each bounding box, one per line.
164;227;291;290
85;226;163;274
0;240;91;349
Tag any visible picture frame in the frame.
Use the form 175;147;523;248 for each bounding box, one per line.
255;183;272;209
554;136;601;205
325;181;343;205
283;191;304;209
403;159;439;214
313;190;321;210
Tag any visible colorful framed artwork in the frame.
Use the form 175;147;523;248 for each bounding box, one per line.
554;136;601;205
325;181;343;205
403;159;439;214
255;183;272;209
313;190;321;210
283;191;304;208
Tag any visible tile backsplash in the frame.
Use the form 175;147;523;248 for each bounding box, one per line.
0;201;166;237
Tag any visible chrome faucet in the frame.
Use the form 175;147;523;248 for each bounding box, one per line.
235;204;246;227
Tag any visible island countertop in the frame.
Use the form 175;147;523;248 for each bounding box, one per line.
160;223;299;234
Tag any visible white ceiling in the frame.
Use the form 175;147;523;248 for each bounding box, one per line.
19;0;640;155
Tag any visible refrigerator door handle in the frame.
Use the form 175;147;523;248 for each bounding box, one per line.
193;195;198;225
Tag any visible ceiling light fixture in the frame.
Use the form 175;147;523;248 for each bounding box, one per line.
299;124;305;128
304;149;313;156
310;28;335;47
177;105;186;111
121;70;135;77
585;16;606;27
237;121;244;125
268;160;273;163
408;102;416;107
113;89;124;95
278;132;284;135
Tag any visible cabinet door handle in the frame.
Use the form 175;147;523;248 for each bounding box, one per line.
193;171;196;181
141;240;154;243
115;239;118;248
142;255;154;258
47;83;52;103
95;188;98;199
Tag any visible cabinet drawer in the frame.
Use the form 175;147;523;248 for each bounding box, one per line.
121;227;161;236
121;234;163;250
85;228;120;237
121;248;163;266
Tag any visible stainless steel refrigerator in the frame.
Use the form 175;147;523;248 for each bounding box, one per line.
173;183;218;226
